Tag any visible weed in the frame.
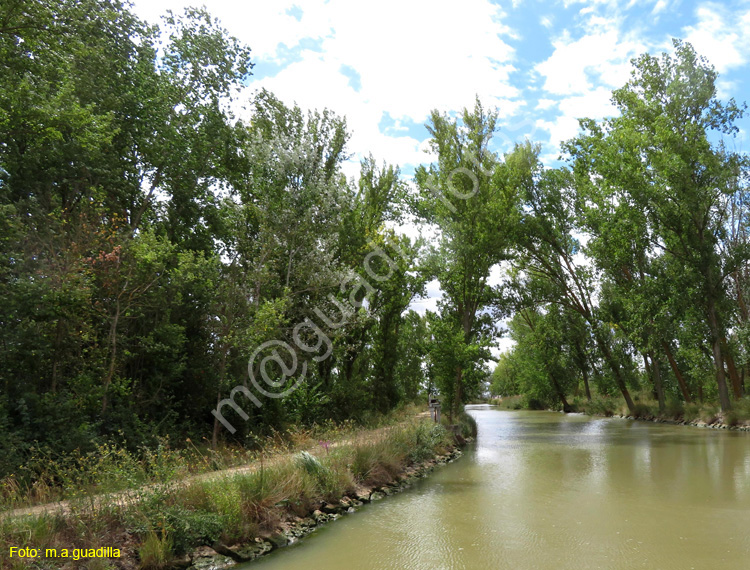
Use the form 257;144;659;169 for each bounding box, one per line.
295;451;327;479
0;414;457;569
139;531;173;569
410;423;449;463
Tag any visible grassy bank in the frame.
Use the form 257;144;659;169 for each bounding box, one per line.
0;406;423;513
489;393;750;428
1;412;472;569
570;393;750;428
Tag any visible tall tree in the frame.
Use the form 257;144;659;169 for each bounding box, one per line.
413;98;519;419
510;145;637;413
567;40;747;411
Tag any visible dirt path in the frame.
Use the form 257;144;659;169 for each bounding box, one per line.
1;417;426;520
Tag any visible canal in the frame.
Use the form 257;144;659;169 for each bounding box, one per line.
241;405;750;570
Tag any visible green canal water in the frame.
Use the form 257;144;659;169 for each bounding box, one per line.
240;405;750;570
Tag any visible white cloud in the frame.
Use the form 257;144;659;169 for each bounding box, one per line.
532;13;645;154
267;0;518;119
535;115;580;149
535;19;644;96
682;4;750;75
557;86;616;119
651;0;669;15
133;0;521;173
494;336;516;355
132;0;317;61
411;278;443;315
130;1;750;187
536;98;558;110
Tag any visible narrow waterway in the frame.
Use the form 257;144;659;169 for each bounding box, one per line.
241;405;750;570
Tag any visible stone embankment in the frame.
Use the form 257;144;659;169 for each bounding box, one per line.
615;414;750;431
178;445;468;570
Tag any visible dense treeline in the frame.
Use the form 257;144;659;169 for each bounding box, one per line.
0;0;431;479
1;1;748;482
492;42;750;417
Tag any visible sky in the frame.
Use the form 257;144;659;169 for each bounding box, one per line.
132;0;750;170
131;0;750;353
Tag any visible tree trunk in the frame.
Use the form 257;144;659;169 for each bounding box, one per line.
212;391;222;449
594;331;635;413
581;364;592;401
661;341;691;403
648;352;666;414
575;339;591;400
549;371;572;412
741;367;745;395
212;347;230;449
723;342;743;399
102;300;121;414
707;297;732;412
642;353;656;400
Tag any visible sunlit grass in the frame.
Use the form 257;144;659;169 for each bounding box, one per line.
0;414;455;569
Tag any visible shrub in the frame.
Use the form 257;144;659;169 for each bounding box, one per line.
457;412;477;438
410;423;449;463
664;397;685;420
349;445;379;483
139;531;173;569
631;402;654;418
295;451;326;479
523;396;545;410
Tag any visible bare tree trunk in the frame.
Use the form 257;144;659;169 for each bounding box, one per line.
549;371;571;412
648;352;666;414
707;297;732;412
643;353;655;399
581;365;592;401
661;341;692;403
101;299;121;414
575;339;591;400
594;331;635;413
723;342;743;399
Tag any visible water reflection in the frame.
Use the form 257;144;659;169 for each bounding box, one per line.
242;406;750;570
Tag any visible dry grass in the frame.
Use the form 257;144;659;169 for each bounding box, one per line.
0;414;452;570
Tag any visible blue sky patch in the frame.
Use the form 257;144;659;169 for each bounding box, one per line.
339;64;362;92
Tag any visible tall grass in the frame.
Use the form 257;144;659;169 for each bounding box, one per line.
0;417;456;569
0;405;426;513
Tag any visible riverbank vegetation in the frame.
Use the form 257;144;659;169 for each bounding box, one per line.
489;393;750;428
1;416;472;569
0;0;435;489
2;0;749;550
0;406;424;512
488;41;749;422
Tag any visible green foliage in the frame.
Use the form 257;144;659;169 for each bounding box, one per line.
413;98;520;419
0;0;748;529
0;418;457;566
139;532;174;569
409;423;451;463
0;0;437;481
456;412;478;438
572;395;618;417
295;451;327;480
566;39;747;412
490;395;524;410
